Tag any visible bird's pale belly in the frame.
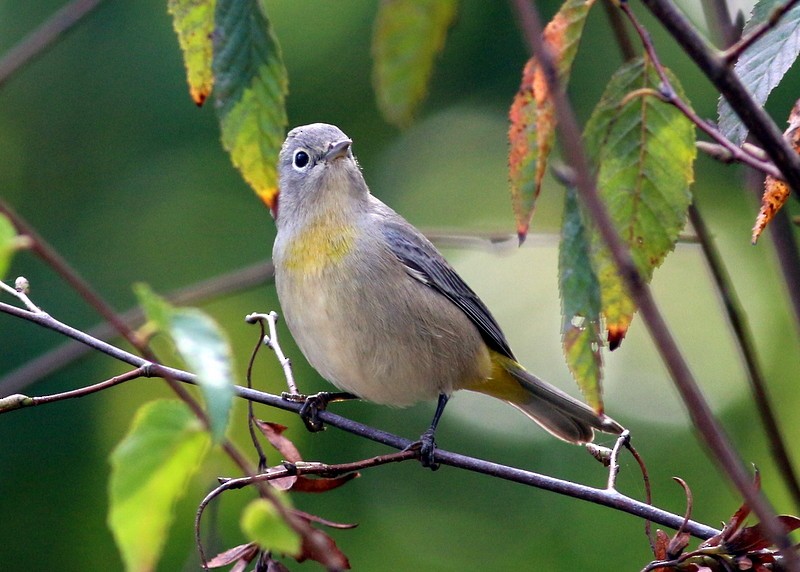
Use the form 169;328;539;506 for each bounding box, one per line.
276;262;491;407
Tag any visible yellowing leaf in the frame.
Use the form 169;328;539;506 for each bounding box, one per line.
241;497;302;556
583;57;696;349
752;99;800;243
372;0;457;127
168;0;215;106
109;400;210;572
214;0;288;211
508;0;595;241
559;186;604;410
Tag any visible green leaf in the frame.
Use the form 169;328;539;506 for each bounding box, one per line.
583;57;696;348
170;307;235;443
372;0;458;127
718;0;800;146
168;0;216;106
133;282;174;332
213;0;288;210
559;186;603;410
241;497;301;556
509;0;596;240
133;284;235;443
0;213;18;281
109;400;210;572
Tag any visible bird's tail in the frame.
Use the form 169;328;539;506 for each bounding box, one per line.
472;354;624;444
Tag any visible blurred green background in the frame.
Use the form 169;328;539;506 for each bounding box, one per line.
2;0;800;570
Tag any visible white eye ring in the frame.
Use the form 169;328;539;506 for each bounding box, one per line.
292;149;310;171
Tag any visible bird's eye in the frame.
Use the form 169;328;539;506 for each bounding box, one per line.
293;150;310;170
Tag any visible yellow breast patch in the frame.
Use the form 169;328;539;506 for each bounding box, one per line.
283;216;357;274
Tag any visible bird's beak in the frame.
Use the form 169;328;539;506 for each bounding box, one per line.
324;139;352;162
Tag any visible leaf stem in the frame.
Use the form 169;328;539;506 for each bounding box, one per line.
511;0;797;564
720;0;800;64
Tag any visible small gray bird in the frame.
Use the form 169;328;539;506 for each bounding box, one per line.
272;123;622;465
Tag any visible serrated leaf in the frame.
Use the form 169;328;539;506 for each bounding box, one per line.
559;186;604;410
372;0;457;127
0;213;18;280
133;284;235;443
753;99;800;243
508;0;595;241
168;0;215;106
170;308;235;443
584;57;696;348
241;497;302;556
214;0;288;210
718;0;800;146
109;400;210;572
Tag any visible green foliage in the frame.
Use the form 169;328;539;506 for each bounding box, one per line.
213;0;288;207
583;57;696;348
718;0;800;146
135;283;235;443
108;400;210;572
559;186;603;409
372;0;458;127
241;497;302;557
0;214;17;281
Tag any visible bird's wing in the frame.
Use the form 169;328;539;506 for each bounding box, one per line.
381;220;515;360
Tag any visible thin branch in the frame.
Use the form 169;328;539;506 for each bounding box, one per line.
510;0;796;564
602;0;637;60
721;0;800;64
0;0;107;89
247;312;298;395
689;202;800;511
0;297;720;540
640;0;800;201
618;3;783;181
0;258;275;395
700;0;739;48
0;367;144;411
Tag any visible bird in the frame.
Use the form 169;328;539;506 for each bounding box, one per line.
271;122;623;467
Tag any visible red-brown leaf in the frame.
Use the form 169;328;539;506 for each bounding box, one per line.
256;421;303;463
206;542;259;568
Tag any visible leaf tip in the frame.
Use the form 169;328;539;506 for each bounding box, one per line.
607;326;627;351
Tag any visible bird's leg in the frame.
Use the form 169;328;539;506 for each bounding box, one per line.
416;393;449;470
282;391;359;432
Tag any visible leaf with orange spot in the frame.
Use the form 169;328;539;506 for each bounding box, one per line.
752;99;800;243
168;0;215;106
509;0;596;241
583;57;696;349
213;0;288;211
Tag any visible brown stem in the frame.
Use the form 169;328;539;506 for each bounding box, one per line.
0;0;107;89
721;0;800;64
689;202;800;511
511;0;797;564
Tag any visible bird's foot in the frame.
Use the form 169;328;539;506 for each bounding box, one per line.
282;391;356;432
405;428;439;471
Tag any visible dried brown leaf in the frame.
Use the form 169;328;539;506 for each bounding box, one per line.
256;421;303;463
206;542;259;568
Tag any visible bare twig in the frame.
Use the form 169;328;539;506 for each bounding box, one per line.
0;276;40;312
606;430;630;490
689;203;800;511
700;0;739;48
510;0;796;564
602;0;636;60
247;312;298;395
0;0;107;89
0;297;720;539
245;318;269;472
721;0;800;64
640;0;800;200
618;3;783;180
0;258;275;395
